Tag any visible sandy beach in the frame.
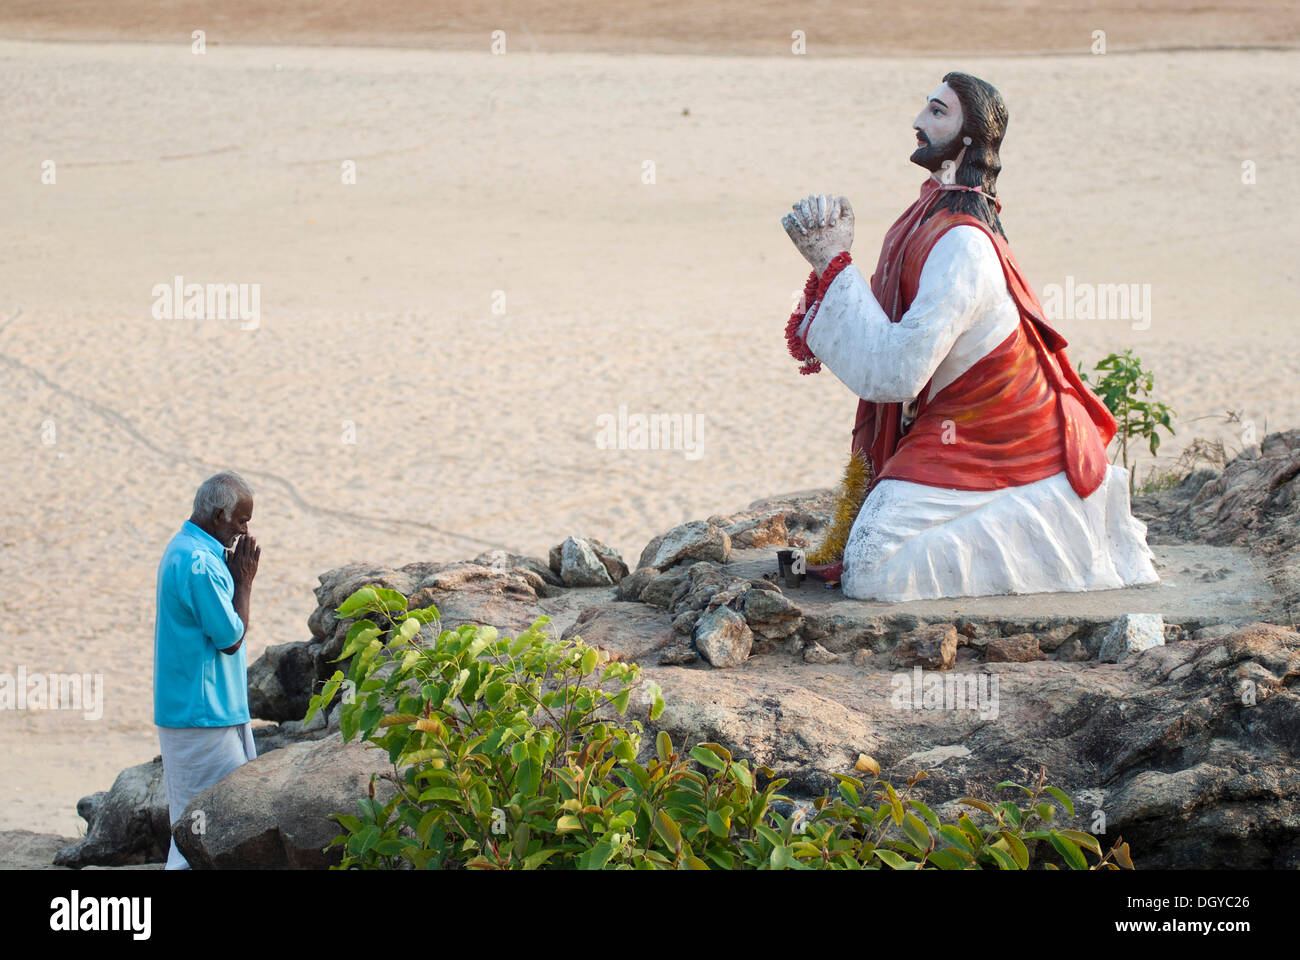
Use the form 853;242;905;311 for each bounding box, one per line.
1;4;1298;839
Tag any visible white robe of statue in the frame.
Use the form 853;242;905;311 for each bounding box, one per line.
798;225;1160;602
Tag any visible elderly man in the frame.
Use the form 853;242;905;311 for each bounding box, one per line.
153;471;260;869
781;72;1158;601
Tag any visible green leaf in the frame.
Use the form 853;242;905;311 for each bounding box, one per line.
984;844;1019;870
334;621;382;662
524;848;562;869
901;813;931;850
556;815;584;833
418;787;460;803
908;799;941;831
581;841;615;870
690;746;726;771
706;810;730;838
1050;832;1088;870
580;647;599;676
1044;786;1074;817
769;844;795;870
1057;829;1103;857
873;849;911;870
348;824;381;856
938;824;975;856
927;848;971;870
997;831;1030;870
656;730;673;762
653;810;683;853
335;587;379;618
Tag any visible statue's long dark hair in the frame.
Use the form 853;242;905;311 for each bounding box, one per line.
928;71;1008;240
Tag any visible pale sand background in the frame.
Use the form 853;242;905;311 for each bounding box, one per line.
1;5;1298;838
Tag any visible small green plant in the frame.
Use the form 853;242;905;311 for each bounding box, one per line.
1079;349;1175;494
308;585;1136;870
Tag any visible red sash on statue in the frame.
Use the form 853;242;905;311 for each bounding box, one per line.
851;180;1115;499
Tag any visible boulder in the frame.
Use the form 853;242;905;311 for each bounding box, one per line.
1099;614;1166;663
615;566;656;601
247;640;318;723
694;606;754;668
54;758;169;868
173;733;398;869
894;625;959;671
558;536;614;588
802;642;840;664
559;602;676;663
985;633;1047;663
642;521;731;572
640;568;689;608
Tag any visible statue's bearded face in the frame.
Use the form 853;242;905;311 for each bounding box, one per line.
910;82;965;172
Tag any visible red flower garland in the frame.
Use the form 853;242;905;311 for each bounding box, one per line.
785;251;852;375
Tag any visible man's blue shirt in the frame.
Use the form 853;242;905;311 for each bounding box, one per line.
153;521;249;727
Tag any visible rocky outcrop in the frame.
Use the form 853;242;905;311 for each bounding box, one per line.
49;439;1300;869
53;758;169;868
625;622;1300;869
1137;429;1300;621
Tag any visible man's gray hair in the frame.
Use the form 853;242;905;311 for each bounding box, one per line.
192;471;253;522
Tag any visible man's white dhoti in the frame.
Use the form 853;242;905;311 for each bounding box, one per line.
157;722;256;869
842;465;1159;601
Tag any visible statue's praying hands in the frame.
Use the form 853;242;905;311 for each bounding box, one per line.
782;193;855;274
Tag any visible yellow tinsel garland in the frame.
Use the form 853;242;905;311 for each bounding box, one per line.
805;448;873;565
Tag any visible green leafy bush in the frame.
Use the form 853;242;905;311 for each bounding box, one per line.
307;586;1135;870
1078;349;1175;494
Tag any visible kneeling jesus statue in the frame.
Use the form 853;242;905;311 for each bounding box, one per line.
781;71;1159;602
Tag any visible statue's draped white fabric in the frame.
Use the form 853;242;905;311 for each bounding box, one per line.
799;226;1159;601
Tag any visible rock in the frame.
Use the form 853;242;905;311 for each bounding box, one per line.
659;642;698;666
559;536;615;588
627;622;1300;868
852;649;873;666
1099;614;1166;663
559;602;676;663
894;625;958;671
615;566;656;601
670;562;736;614
0;831;88;870
173;733;398;869
672;609;700;636
1037;624;1079;652
693;606;753;668
803;642;840;664
1192;622;1243;642
247;640;318;723
725;514;790;549
644;521;731;572
985;633;1047;663
475;550;564;592
77;791;108;833
704;580;752;613
640;568;689;608
1053;636;1093;662
54;758;169;868
741;588;803;641
585;538;630;583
